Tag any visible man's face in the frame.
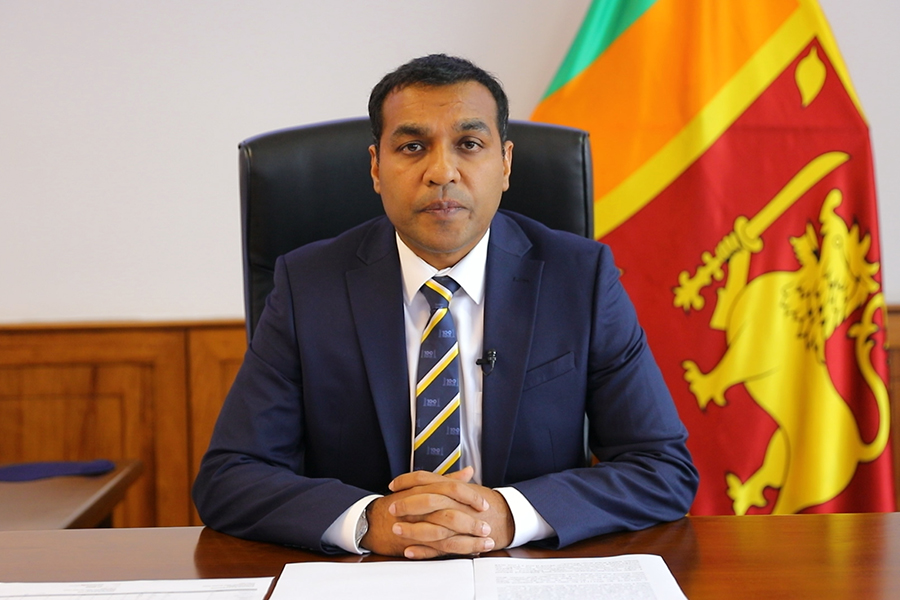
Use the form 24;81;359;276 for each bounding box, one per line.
369;81;513;269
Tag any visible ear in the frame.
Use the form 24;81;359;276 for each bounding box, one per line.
501;141;513;192
369;144;381;194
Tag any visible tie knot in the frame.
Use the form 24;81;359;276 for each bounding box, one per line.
421;276;459;311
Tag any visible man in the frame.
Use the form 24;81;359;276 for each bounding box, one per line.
193;54;698;559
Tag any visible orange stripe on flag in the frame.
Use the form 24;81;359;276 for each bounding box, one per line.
532;0;797;203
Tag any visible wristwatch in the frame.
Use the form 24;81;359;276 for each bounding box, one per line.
355;502;371;549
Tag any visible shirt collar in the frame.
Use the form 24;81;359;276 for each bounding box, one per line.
396;230;489;306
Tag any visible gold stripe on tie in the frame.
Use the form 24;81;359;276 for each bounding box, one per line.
413;395;461;450
421;307;449;342
415;344;459;397
434;446;461;475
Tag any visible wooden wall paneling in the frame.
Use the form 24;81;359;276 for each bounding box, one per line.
0;328;189;527
187;325;247;525
0;309;896;529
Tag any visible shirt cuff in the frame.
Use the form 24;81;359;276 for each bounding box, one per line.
321;494;381;554
495;486;555;548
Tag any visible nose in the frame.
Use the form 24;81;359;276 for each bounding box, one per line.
425;145;459;187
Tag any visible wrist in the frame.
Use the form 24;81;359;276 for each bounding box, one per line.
320;494;380;554
359;495;405;557
487;487;515;550
494;486;554;547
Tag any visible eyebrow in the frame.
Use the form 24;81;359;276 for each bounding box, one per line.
388;119;493;143
456;119;491;135
390;123;429;141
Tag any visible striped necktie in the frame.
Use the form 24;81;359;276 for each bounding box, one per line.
413;276;461;474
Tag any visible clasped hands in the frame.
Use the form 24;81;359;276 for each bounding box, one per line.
361;466;514;559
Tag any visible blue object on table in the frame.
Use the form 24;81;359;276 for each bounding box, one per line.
0;460;116;482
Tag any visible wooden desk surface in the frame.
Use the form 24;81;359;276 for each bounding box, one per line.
0;513;898;598
0;460;143;530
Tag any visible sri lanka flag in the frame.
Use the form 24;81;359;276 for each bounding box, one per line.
533;0;894;514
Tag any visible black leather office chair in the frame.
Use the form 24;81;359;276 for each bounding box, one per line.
239;118;593;340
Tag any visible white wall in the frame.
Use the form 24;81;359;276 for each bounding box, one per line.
0;0;896;323
818;0;899;305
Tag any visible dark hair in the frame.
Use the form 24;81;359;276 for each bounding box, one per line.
368;54;510;147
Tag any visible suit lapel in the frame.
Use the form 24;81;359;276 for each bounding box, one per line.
481;213;543;487
345;220;411;478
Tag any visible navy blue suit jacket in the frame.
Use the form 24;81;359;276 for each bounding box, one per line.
193;210;698;552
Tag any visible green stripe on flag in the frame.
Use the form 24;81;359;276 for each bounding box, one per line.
543;0;658;99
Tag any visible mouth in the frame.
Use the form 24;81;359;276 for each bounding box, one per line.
420;199;466;217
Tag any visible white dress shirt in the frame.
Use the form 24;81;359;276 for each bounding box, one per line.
323;229;554;553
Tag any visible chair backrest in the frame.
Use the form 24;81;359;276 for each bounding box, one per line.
239;117;593;340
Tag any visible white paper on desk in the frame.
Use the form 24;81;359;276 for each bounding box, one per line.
269;560;474;600
271;555;684;600
473;555;686;600
0;577;273;600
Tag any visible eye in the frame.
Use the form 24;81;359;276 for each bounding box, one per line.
400;141;424;153
459;138;483;152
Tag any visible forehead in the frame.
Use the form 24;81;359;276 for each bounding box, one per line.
380;81;499;139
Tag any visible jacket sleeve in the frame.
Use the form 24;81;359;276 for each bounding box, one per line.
192;256;371;553
511;244;699;548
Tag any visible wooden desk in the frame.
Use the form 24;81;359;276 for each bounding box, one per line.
0;513;897;597
0;460;143;530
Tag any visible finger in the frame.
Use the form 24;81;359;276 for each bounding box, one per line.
402;536;496;560
390;491;456;517
444;466;474;482
390;486;487;518
389;469;447;491
390;479;488;514
392;520;454;543
388;466;474;492
392;512;491;541
402;545;444;560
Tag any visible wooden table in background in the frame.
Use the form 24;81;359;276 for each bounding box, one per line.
0;512;897;598
0;459;143;530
